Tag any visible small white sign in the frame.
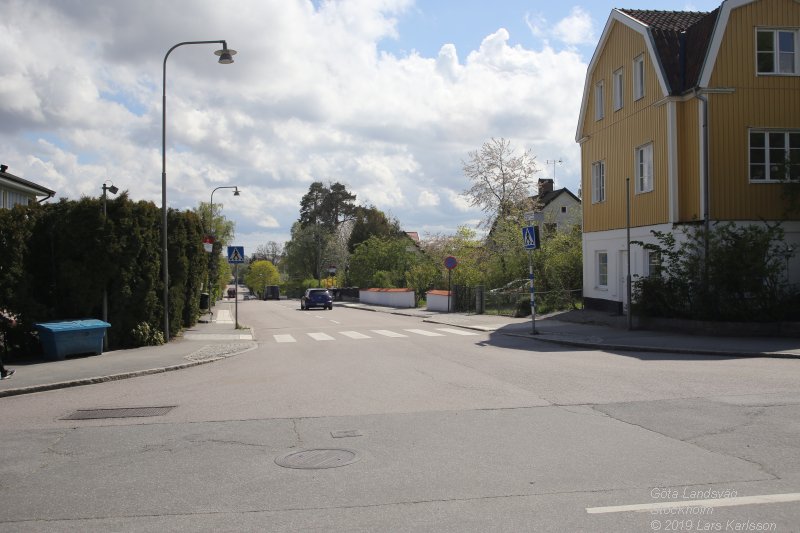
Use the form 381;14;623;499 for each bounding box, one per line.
524;211;544;222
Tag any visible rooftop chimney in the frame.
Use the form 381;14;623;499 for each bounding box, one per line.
538;178;554;194
0;165;7;173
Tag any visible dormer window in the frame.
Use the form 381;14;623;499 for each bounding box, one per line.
757;29;798;75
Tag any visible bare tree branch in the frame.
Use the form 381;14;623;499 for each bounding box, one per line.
461;138;539;227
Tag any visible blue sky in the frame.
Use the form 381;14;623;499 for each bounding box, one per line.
0;0;725;253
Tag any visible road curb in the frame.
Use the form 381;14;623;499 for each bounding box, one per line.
0;343;258;398
502;332;800;359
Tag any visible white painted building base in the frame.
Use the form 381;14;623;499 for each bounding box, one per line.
583;220;800;312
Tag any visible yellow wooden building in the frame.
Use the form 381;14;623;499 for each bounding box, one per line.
576;0;800;312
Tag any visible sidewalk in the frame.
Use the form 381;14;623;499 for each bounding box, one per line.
342;302;800;359
2;301;798;399
0;301;255;398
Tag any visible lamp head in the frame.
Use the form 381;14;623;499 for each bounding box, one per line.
233;187;240;196
215;48;236;64
109;185;119;195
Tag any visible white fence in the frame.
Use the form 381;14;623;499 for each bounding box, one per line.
359;288;415;308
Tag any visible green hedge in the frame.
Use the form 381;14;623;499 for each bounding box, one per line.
0;195;207;353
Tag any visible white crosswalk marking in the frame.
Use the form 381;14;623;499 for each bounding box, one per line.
215;310;234;324
270;328;478;343
405;329;445;337
435;328;479;336
371;330;408;338
307;332;335;341
340;331;371;339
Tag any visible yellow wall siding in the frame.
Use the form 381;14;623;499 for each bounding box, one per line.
707;0;800;220
580;23;663;140
582;21;670;233
677;98;702;222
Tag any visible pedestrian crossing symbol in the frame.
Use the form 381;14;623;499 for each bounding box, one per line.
227;246;245;264
522;226;539;250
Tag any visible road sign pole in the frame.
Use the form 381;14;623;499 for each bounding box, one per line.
235;263;239;329
447;269;452;313
529;250;537;335
521;225;539;335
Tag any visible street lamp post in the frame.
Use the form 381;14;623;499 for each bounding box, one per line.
208;186;240;298
162;40;236;342
101;181;119;350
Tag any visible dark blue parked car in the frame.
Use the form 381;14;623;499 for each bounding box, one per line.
301;288;333;310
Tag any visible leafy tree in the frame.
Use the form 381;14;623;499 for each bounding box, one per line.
348;235;418;288
194;201;236;302
462;137;539;228
283;221;328;282
299;181;356;230
420;227;485;287
347;205;401;252
406;260;440;304
245;260;280;297
482;205;529;287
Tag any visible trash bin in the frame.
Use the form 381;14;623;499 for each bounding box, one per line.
35;320;111;360
199;292;210;310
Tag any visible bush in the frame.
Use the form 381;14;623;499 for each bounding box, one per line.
632;222;794;321
131;322;165;347
371;270;395;288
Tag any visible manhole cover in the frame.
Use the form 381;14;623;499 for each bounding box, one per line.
275;448;360;469
62;406;176;420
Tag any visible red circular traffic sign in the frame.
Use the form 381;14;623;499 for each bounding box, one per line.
444;256;458;270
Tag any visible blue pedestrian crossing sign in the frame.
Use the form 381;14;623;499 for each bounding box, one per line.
227;246;245;264
522;226;540;250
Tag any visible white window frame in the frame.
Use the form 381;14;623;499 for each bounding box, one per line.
756;28;799;75
594;80;605;121
646;250;661;278
635;142;654;194
633;54;645;100
597;251;608;288
613;68;624;111
591;160;606;203
749;129;800;182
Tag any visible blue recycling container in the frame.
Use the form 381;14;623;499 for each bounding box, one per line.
35;320;111;360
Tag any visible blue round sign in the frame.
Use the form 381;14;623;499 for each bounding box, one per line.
444;256;458;270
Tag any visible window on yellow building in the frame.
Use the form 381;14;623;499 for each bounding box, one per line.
592;161;605;203
635;143;653;193
613;68;624;111
633;54;645;100
595;80;605;120
749;129;800;181
757;29;798;75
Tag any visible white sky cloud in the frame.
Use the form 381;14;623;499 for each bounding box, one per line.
0;0;594;251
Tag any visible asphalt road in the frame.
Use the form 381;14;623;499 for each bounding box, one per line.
1;299;798;532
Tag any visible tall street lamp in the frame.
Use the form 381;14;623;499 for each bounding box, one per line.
162;40;236;342
209;186;241;231
101;181;119;350
208;185;240;297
